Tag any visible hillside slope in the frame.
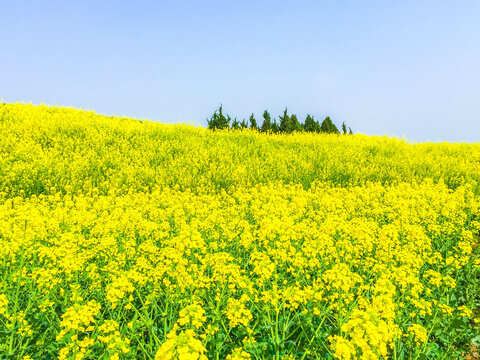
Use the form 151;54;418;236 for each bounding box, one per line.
1;103;480;197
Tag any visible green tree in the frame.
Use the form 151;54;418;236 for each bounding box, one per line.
207;106;353;135
289;114;302;132
320;116;339;134
261;110;272;132
271;118;279;133
206;111;219;130
231;118;240;130
207;105;230;130
279;108;290;133
249;113;258;130
226;114;232;128
304;114;316;132
279;109;304;133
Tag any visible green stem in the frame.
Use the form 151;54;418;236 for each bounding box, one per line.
275;307;280;360
299;312;328;360
8;241;26;355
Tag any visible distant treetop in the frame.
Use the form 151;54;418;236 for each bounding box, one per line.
207;105;353;134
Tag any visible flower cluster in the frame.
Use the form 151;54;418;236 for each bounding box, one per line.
97;319;131;358
155;327;208;360
0;294;7;315
178;303;207;329
407;324;428;346
226;347;251;360
225;297;252;328
56;300;101;360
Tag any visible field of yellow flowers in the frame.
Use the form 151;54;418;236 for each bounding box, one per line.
0;103;479;359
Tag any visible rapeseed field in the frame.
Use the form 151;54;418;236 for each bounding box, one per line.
0;103;479;359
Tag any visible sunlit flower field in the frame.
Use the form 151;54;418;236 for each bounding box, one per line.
0;103;479;359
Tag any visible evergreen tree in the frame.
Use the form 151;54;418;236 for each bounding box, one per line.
304;114;316;132
320;116;339;134
231;118;240;130
314;119;322;133
289;114;302;132
218;105;230;129
279;108;290;133
271;119;279;133
261;110;272;132
207;106;354;135
226;114;232;128
320;117;330;133
206;110;218;130
249;113;258;130
207;105;230;130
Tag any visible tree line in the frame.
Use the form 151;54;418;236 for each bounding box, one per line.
207;105;353;134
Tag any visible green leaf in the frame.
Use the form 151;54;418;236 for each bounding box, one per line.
472;335;480;346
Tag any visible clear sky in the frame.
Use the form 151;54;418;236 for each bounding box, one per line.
1;1;479;142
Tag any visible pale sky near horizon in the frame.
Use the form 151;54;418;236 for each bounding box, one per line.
1;1;479;143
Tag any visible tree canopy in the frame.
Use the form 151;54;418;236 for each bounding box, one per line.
207;105;353;135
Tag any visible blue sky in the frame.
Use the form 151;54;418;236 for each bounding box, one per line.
1;1;479;142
